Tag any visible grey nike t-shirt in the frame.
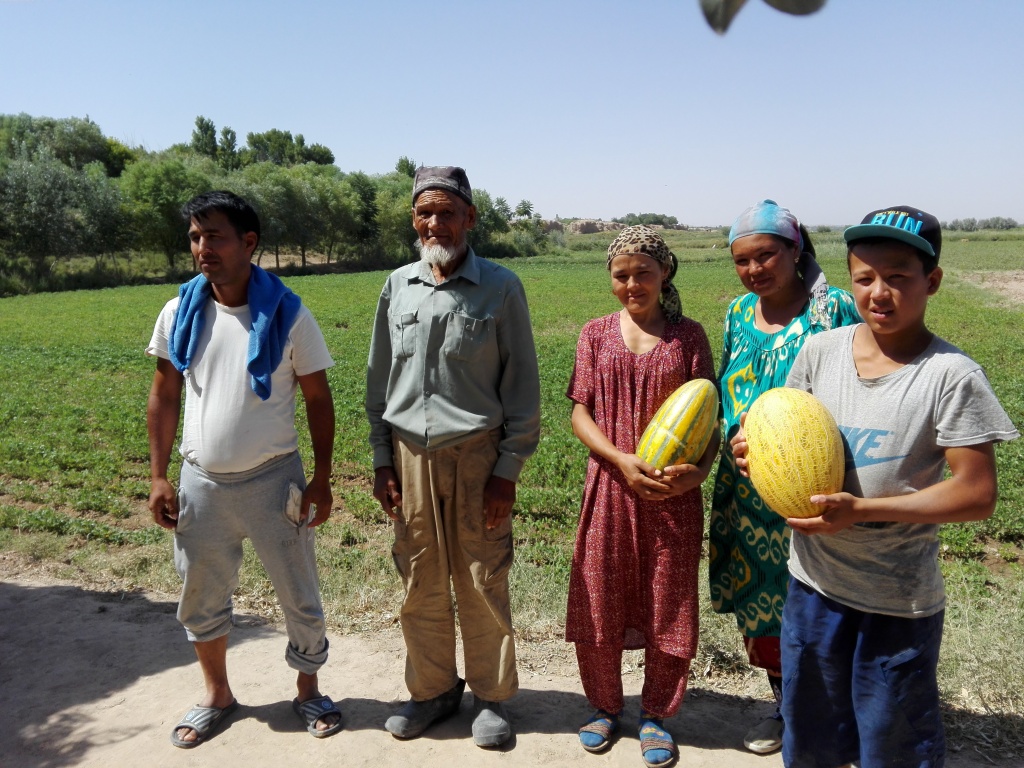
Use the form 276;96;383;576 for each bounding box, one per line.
784;325;1019;617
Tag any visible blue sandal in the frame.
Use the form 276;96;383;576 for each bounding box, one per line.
639;714;678;768
579;709;619;753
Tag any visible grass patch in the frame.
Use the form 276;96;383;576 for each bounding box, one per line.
0;504;164;545
940;560;1024;757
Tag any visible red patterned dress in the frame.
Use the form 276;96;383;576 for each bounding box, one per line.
566;312;714;659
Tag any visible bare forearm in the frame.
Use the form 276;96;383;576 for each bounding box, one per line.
147;359;184;479
794;443;998;535
146;360;184;528
305;394;335;477
856;442;997;525
297;370;336;526
147;387;181;480
570;403;624;464
849;476;996;525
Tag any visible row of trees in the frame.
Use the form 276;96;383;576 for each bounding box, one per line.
942;217;1019;232
189;116;335;170
0;114;547;291
612;212;681;228
0;113;136;176
613;211;1023;235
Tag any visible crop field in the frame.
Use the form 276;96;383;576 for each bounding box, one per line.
1;229;1023;755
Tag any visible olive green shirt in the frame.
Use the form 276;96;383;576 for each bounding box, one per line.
366;249;541;482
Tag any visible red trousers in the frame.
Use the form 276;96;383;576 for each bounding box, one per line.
575;643;691;718
745;635;782;677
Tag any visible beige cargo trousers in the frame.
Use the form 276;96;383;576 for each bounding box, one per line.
391;428;518;702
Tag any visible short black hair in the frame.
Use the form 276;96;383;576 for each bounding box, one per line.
847;236;938;274
182;190;261;249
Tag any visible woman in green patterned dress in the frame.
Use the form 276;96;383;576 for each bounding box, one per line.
709;200;860;754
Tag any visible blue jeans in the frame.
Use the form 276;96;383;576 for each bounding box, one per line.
781;577;945;768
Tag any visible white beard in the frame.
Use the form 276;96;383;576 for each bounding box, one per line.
417;240;464;267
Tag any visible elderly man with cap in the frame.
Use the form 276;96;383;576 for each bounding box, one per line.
365;166;541;747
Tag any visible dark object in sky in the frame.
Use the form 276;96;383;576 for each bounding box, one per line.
701;0;826;33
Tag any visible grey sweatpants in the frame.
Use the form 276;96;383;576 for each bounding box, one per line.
174;451;329;675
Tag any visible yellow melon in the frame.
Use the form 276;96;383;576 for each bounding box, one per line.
636;378;720;471
744;387;845;519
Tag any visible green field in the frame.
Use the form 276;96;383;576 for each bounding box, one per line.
1;230;1023;756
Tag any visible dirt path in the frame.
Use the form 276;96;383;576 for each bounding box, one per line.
0;575;1000;767
956;269;1024;306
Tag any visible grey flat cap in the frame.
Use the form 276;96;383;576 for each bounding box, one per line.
412;166;473;206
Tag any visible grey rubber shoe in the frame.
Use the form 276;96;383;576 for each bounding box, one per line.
743;713;784;754
385;678;466;739
472;698;512;748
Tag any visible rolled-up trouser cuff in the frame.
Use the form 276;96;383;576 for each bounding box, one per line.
184;616;233;644
286;636;329;675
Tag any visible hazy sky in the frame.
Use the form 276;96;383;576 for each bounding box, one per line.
2;0;1021;226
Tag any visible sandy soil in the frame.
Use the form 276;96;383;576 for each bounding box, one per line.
0;571;1004;768
956;270;1024;305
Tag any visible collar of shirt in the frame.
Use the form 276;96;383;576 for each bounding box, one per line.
410;247;482;287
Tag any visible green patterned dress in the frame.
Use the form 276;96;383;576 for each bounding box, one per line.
709;287;860;638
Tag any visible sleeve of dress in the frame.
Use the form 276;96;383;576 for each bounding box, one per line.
566;320;597;408
828;288;862;329
715;298;738;416
716;298;737;383
691;321;716;382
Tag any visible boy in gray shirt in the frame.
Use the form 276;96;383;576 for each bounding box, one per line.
733;205;1018;768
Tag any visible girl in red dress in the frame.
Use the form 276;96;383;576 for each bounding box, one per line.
566;226;718;767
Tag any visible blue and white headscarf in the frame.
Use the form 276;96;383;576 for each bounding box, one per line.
729;200;832;330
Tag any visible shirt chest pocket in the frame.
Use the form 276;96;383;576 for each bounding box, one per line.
390;310;418;360
443;312;493;362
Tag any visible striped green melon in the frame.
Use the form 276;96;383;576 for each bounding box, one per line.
744;387;845;519
636;378;719;470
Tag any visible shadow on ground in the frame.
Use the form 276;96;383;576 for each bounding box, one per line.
0;579;275;768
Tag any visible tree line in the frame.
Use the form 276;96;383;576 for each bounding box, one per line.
0;114;546;294
942;217;1019;232
611;213;681;228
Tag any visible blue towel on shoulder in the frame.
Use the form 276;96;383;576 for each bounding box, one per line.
168;265;302;401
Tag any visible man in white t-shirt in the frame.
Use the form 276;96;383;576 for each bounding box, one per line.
147;191;341;748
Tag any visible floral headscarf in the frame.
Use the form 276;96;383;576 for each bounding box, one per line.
606;225;683;323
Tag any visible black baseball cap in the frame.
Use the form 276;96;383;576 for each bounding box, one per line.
844;206;942;261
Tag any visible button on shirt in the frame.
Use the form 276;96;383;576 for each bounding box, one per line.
366;249;541;482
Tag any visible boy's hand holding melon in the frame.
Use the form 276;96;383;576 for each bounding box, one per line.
735;387;845;519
